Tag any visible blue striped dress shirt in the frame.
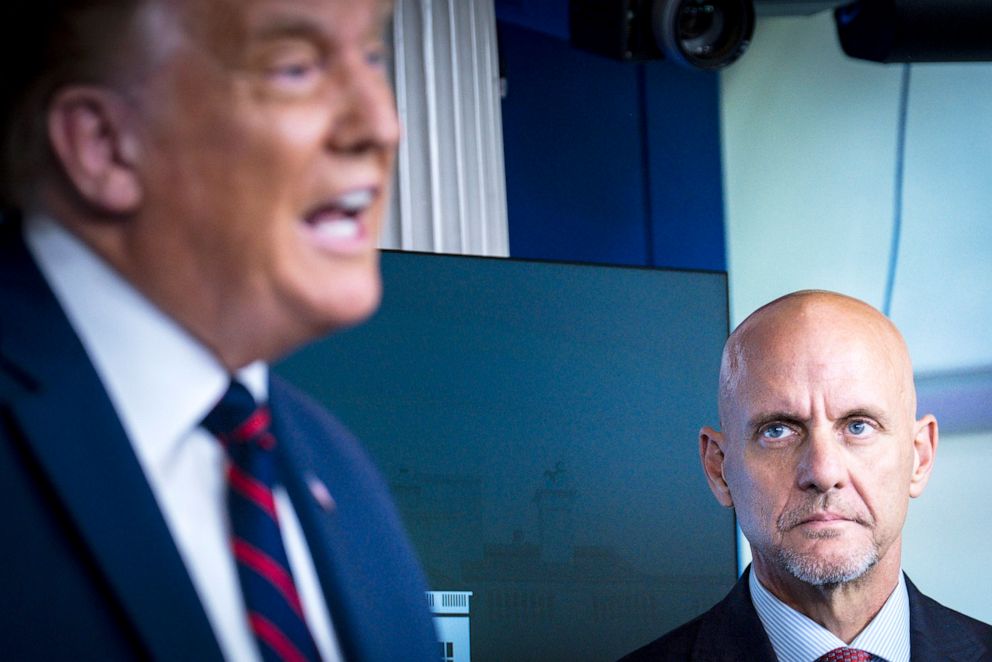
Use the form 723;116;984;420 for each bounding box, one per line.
749;568;911;662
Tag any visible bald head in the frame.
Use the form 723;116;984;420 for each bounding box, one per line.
718;290;917;431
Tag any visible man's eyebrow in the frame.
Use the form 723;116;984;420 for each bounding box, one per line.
746;412;806;432
246;16;328;44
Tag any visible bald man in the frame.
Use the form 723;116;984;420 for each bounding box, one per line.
622;291;992;661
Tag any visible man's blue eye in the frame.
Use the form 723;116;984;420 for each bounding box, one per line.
848;420;868;435
762;425;788;439
276;62;314;78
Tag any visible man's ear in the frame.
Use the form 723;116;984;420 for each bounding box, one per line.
909;413;938;498
700;426;734;507
46;85;142;214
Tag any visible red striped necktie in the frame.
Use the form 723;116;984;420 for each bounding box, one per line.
203;381;321;662
817;648;873;662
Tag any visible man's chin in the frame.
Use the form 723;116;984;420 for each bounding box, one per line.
777;545;879;587
295;266;383;329
336;275;381;324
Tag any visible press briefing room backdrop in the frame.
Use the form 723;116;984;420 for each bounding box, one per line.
279;0;992;659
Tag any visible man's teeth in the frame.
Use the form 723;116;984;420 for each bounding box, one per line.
335;189;374;213
313;218;360;239
305;189;374;242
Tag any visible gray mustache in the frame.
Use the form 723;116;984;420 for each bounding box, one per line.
777;495;874;531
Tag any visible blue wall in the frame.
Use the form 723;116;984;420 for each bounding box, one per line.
497;10;727;271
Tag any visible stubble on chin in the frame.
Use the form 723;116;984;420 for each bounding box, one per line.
774;495;879;587
776;540;879;587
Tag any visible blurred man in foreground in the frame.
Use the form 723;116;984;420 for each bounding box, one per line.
0;0;438;659
623;290;992;661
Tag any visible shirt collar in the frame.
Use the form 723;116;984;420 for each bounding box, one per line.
23;214;268;476
749;565;911;662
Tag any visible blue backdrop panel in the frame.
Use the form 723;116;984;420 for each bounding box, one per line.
500;22;650;266
643;64;727;271
499;17;727;271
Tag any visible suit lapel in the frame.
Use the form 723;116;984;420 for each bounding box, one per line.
907;574;989;662
268;381;374;661
693;567;778;662
0;225;223;660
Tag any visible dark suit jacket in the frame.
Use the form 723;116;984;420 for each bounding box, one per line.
621;566;992;661
0;220;439;660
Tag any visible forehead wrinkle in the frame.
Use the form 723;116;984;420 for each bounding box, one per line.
243;0;392;32
220;0;392;66
162;0;314;67
717;290;918;432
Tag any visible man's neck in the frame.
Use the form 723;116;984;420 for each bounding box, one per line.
751;552;902;643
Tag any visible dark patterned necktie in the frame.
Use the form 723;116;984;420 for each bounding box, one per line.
817;647;873;662
203;381;321;662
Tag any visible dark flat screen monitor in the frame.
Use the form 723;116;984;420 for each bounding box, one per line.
276;251;735;661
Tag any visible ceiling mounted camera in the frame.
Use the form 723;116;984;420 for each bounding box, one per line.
834;0;992;63
570;0;756;70
654;0;755;68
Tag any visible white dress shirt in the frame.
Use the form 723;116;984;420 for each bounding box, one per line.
750;566;911;662
24;214;343;662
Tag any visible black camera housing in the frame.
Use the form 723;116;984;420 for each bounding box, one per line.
835;0;992;63
570;0;755;70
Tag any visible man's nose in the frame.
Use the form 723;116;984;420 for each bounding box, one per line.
327;54;401;154
795;425;848;493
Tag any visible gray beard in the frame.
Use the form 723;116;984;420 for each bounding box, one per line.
776;542;879;586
